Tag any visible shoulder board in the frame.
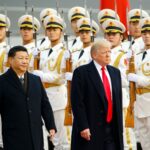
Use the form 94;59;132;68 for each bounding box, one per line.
136;51;143;55
40;47;50;51
72;49;81;53
119;50;126;54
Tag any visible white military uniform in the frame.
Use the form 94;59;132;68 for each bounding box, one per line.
34;14;69;150
0;14;11;149
102;19;137;150
111;45;137;150
37;36;51;51
132;49;150;150
68;36;82;53
72;46;91;71
34;43;68;150
122;37;145;54
0;42;9;75
0;41;9;148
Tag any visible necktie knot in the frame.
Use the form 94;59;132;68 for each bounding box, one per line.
19;77;24;86
101;66;105;71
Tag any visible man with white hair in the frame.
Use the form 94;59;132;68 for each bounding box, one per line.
71;39;123;150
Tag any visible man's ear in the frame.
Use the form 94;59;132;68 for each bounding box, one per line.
8;57;13;66
120;34;124;41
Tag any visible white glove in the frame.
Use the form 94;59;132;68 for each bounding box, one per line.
32;48;39;56
65;72;73;81
128;73;139;83
33;70;43;78
64;50;71;59
126;50;133;59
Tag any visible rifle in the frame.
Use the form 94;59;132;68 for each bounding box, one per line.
64;53;73;126
62;10;73;126
125;53;136;128
25;0;28;14
125;28;136;128
125;0;142;128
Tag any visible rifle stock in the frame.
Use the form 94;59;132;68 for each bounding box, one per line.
64;58;73;126
125;55;136;128
34;52;40;70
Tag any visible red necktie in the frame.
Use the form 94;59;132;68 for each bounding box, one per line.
101;66;113;123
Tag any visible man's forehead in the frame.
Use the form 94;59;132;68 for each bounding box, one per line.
15;51;29;56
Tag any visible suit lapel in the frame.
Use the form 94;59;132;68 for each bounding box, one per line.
6;68;26;94
87;61;107;109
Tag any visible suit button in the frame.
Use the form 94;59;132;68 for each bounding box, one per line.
27;97;29;101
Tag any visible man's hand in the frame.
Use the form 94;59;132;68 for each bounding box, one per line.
65;72;73;81
49;129;55;139
80;128;91;141
128;73;139;83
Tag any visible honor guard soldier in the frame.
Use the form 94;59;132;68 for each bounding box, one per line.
0;13;10;150
128;17;150;150
33;15;69;150
68;6;89;53
102;19;137;150
65;17;99;81
38;8;61;50
97;9;120;31
0;14;11;75
18;14;41;71
122;9;149;54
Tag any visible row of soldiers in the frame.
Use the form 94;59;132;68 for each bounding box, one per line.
0;5;150;150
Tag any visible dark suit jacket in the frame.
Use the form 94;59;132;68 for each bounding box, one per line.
0;68;56;150
71;61;123;150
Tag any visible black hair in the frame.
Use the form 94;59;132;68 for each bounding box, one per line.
8;45;28;58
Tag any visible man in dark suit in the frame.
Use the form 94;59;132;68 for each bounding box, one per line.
71;39;123;150
0;46;56;150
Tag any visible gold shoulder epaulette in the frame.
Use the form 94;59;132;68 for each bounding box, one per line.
40;47;50;51
119;49;126;54
136;51;143;55
72;49;81;53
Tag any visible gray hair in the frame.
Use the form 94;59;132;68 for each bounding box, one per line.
91;38;111;56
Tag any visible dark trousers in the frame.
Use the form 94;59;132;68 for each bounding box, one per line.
104;123;116;150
